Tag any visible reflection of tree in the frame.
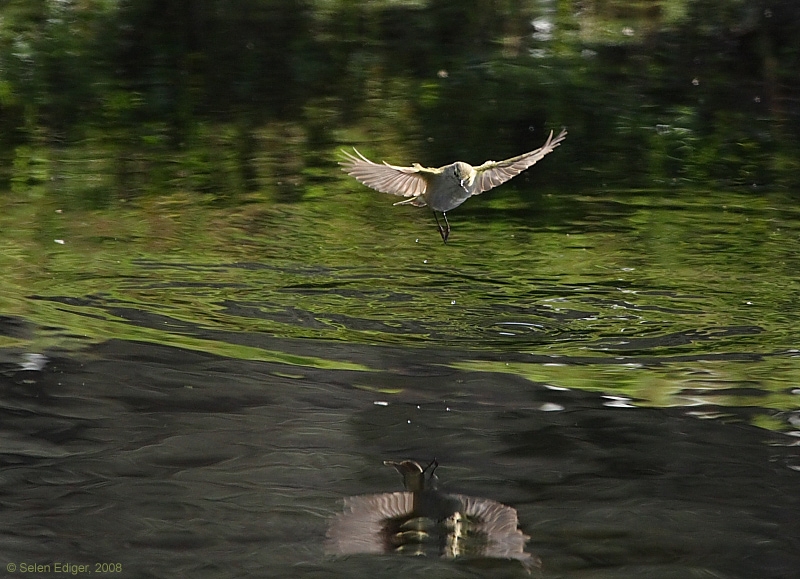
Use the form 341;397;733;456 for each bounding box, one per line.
0;0;798;197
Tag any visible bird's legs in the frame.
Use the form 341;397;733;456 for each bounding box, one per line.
423;458;439;477
423;458;439;488
433;212;450;243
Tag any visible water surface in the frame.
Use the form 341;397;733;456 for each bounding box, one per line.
1;1;800;577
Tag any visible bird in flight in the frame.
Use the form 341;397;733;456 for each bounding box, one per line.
340;128;566;242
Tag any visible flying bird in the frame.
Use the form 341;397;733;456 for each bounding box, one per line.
340;128;567;242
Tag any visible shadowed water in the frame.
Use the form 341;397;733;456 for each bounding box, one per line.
0;338;798;578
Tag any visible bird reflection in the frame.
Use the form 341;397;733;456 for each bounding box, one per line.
325;459;538;572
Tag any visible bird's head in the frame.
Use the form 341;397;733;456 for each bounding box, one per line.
451;162;472;189
384;459;439;492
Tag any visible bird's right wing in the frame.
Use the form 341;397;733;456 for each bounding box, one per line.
340;148;429;199
468;128;567;195
325;492;414;555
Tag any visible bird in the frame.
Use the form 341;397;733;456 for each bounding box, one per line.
339;128;567;242
325;459;538;572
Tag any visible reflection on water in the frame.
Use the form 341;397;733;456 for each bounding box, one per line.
2;187;799;428
2;182;800;577
1;1;799;577
326;459;537;571
0;340;798;578
2;170;800;579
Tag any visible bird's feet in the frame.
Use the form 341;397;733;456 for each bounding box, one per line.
434;212;451;243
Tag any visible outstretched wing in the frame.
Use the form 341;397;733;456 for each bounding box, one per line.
325;492;414;555
467;128;567;195
340;148;429;199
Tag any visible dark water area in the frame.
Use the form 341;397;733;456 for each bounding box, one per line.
1;341;798;578
2;1;800;578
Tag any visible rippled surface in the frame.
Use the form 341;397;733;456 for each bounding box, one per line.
3;188;800;417
1;183;799;577
1;341;798;578
2;0;800;575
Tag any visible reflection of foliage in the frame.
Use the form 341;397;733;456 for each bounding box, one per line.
0;0;798;196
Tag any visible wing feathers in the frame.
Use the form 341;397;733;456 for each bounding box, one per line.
469;128;567;195
340;148;429;199
340;128;567;204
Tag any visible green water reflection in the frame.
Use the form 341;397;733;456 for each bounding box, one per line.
2;184;799;428
1;0;799;431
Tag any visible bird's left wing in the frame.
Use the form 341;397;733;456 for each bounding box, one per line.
340;148;429;199
467;128;567;195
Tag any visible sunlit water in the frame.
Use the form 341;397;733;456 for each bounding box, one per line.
1;182;799;578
